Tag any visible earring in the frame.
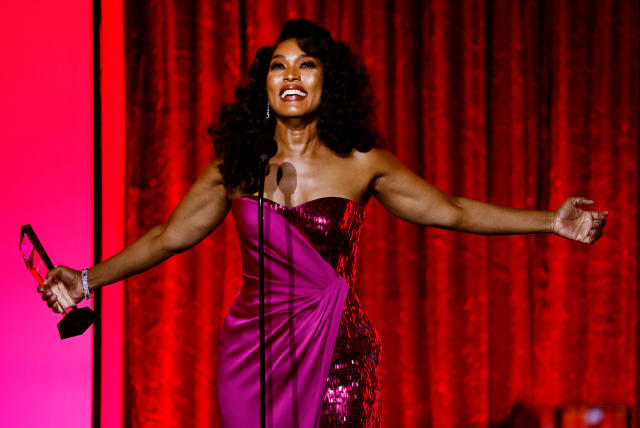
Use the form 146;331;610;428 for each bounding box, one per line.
266;101;270;119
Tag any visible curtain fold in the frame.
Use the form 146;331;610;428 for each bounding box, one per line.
122;0;639;426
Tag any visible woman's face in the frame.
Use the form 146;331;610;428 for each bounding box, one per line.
266;38;324;119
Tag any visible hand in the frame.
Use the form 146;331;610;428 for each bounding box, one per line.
552;197;608;244
36;266;85;314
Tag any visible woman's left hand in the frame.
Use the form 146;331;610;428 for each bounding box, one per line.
552;197;608;244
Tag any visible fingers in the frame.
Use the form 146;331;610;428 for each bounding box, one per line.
39;268;71;314
39;281;73;312
586;211;607;245
570;197;594;207
50;281;75;309
581;226;600;245
54;302;64;314
591;217;603;229
43;288;59;310
43;288;65;314
588;228;603;245
591;210;608;219
40;266;83;313
564;198;608;245
44;266;63;287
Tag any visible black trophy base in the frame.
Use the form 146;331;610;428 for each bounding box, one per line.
57;307;96;339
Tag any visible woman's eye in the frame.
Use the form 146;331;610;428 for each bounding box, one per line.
270;63;284;70
300;61;317;68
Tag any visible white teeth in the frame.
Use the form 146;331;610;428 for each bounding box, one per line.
281;89;307;98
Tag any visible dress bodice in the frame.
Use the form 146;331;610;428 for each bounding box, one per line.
242;195;365;288
222;196;381;427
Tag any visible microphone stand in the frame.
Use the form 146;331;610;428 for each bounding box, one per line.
257;154;269;428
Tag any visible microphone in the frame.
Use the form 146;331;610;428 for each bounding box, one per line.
255;131;276;428
255;133;278;163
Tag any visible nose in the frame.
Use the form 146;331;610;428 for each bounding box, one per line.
284;66;300;82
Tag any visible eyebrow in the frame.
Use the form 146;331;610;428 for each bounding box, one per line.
270;54;313;61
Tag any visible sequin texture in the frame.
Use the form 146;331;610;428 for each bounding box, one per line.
258;196;382;427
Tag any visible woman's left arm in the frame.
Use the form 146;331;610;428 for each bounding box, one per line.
367;149;608;244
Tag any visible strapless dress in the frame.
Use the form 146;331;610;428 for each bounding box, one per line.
217;196;381;427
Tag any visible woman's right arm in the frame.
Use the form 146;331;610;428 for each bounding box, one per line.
40;159;230;312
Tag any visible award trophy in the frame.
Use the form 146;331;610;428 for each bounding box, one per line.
20;224;95;339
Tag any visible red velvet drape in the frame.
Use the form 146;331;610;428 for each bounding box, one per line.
122;1;639;426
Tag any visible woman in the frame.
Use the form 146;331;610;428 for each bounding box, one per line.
39;19;607;427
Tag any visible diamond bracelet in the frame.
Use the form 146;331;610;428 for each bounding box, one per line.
82;268;92;300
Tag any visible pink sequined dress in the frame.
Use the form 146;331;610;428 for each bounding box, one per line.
217;196;382;427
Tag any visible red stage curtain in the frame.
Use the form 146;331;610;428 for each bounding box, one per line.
122;0;639;426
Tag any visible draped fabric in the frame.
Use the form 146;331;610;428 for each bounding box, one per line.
122;0;639;426
218;197;351;427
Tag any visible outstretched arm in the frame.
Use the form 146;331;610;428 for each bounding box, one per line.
40;159;230;312
368;149;607;242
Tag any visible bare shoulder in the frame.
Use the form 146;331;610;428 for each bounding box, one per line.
350;148;404;182
352;147;401;167
203;156;225;179
336;148;399;202
200;157;227;190
182;157;231;207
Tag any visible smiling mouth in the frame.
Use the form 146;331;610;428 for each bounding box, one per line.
280;89;307;100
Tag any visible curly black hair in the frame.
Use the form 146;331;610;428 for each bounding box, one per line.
211;19;382;193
